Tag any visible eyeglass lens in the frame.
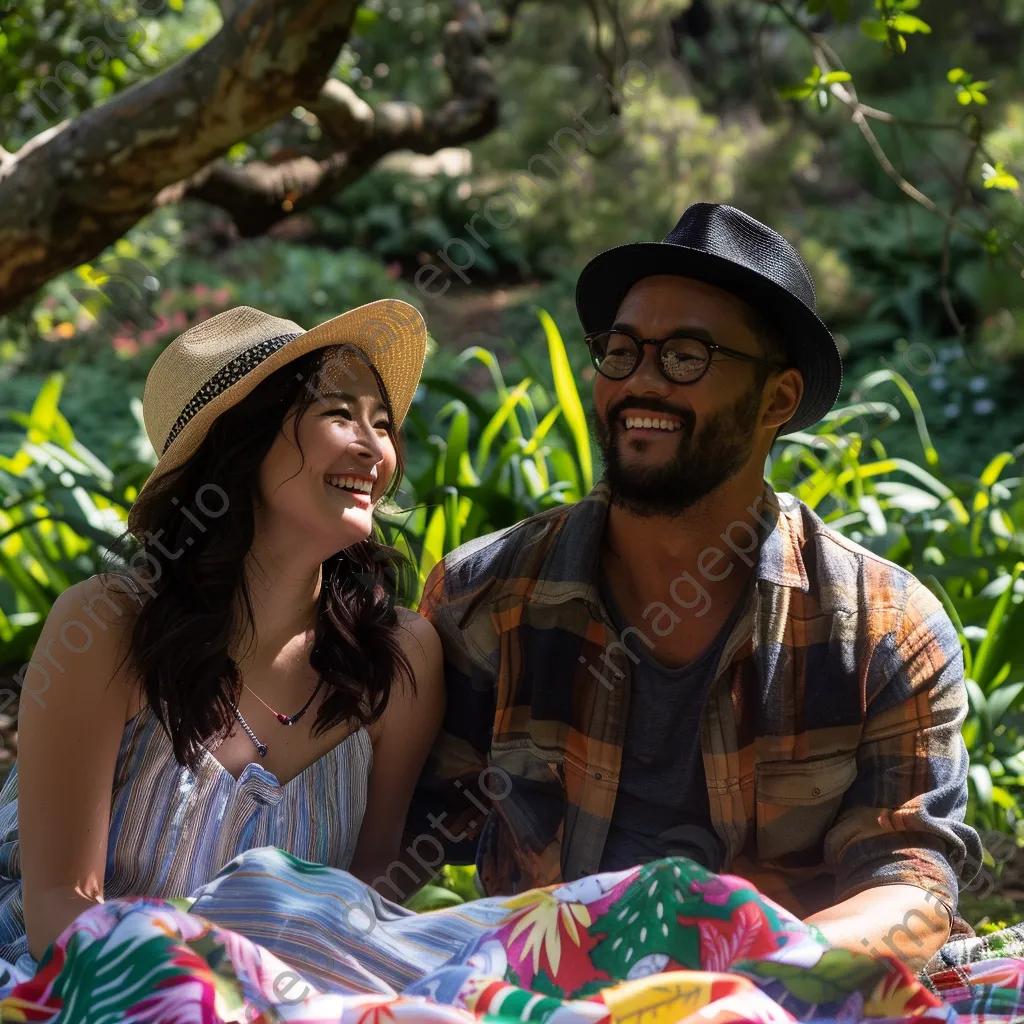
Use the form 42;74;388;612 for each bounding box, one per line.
590;331;710;382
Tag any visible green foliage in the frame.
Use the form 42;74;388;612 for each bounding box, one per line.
860;0;932;55
0;374;135;664
402;865;480;911
385;312;594;591
780;65;852;108
959;892;1024;935
947;68;990;107
310;169;534;281
0;0;219;150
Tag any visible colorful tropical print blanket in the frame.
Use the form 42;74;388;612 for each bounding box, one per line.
2;852;1022;1023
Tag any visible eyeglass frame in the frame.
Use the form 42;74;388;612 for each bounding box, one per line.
584;328;787;385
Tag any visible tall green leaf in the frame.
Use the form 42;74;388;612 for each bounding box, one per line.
536;309;592;493
418;505;446;588
442;487;462;554
476;380;532;470
974;561;1024;692
26;374;66;443
858;367;938;468
921;574;973;680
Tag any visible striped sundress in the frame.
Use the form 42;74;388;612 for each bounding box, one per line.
0;702;373;981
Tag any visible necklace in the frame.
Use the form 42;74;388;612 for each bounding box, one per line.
233;706;270;758
230;669;325;759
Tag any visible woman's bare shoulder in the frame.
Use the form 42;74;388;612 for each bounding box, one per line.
394;606;442;669
52;573;144;632
27;575;143;713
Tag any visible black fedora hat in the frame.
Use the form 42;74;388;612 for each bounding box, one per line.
575;203;842;433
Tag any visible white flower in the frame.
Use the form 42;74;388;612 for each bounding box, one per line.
969;376;988;392
973;398;996;415
944;403;961;419
929;376;948;392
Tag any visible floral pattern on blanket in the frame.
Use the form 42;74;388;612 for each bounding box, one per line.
1;857;1020;1023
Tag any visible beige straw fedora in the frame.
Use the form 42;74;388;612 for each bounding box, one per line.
137;299;427;499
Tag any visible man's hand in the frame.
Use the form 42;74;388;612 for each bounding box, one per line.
803;883;952;973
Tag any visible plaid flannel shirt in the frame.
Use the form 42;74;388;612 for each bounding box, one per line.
414;480;981;923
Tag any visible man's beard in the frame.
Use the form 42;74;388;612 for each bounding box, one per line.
592;383;763;517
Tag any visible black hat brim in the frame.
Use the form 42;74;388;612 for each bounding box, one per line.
575;241;843;433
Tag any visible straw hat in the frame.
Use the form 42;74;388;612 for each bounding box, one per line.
138;299;427;499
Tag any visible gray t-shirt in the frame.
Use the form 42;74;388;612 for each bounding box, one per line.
597;577;741;874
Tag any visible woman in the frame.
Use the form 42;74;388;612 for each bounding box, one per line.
0;300;443;980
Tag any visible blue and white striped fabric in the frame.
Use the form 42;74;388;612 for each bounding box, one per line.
187;847;511;995
0;703;373;980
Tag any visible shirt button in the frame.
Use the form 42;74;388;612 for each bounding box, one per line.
812;787;821;796
594;772;602;780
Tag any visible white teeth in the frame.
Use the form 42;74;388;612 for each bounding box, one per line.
326;474;373;494
623;415;680;431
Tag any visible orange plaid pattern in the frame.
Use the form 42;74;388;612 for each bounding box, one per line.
413;482;981;921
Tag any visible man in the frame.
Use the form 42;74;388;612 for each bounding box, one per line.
412;203;985;972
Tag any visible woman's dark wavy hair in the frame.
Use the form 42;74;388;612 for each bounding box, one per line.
118;346;415;771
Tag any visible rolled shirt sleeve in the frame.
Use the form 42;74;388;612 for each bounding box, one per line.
823;580;983;917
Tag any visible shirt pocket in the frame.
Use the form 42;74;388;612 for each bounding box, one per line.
755;753;858;862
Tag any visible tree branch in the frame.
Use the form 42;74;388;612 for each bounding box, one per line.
760;2;1023;273
0;0;361;314
161;0;507;238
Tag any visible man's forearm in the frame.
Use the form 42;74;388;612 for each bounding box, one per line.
803;883;951;973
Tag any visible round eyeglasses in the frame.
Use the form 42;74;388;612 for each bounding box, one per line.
585;330;785;385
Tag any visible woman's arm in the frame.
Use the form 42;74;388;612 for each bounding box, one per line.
18;576;138;960
348;609;444;898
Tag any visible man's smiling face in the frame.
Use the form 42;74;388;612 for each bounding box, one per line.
591;275;776;517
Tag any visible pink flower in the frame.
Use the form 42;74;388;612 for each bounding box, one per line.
138;330;157;348
171;310;188;329
192;283;210;299
212;287;231;305
195;307;212;322
113;336;140;355
153;315;170;334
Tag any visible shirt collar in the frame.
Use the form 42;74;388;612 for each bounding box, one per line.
751;485;811;592
534;479;612;608
539;478;811;605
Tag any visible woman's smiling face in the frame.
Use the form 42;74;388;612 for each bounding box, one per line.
257;346;398;553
